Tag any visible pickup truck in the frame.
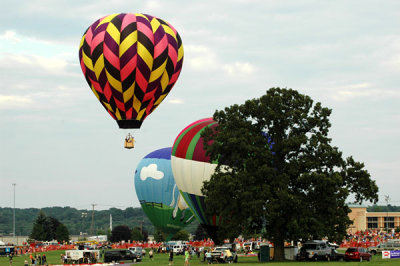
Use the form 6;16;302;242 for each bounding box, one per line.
211;247;238;263
368;240;400;255
104;249;141;263
297;240;336;261
128;247;143;261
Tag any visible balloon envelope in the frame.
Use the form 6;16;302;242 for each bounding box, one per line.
171;118;220;237
79;13;184;129
134;147;193;239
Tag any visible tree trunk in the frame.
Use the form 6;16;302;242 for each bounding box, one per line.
273;236;285;261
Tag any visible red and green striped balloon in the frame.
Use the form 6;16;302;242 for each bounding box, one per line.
171;118;220;232
79;13;183;129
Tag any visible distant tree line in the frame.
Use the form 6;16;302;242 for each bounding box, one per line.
367;205;400;212
3;204;395;240
0;207;198;237
110;224;203;242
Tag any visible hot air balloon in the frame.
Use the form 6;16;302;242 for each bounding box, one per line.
170;118;221;242
134;147;194;240
79;13;184;147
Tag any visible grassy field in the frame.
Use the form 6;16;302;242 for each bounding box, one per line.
1;250;400;266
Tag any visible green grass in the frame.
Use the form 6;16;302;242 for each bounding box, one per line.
1;251;400;266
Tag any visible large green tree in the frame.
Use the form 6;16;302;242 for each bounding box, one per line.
55;224;70;243
153;228;166;242
30;210;48;241
111;225;131;242
202;88;378;261
29;210;70;242
131;227;144;241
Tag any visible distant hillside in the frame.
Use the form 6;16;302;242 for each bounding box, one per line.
0;207;198;237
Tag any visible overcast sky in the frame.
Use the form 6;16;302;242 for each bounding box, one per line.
1;0;399;211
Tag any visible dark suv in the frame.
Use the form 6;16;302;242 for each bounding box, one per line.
104;249;141;263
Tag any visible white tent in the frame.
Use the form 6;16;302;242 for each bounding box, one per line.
0;240;5;245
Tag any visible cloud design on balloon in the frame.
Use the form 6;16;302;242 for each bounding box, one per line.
140;164;164;181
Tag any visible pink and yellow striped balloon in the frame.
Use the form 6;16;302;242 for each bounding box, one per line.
79;13;184;128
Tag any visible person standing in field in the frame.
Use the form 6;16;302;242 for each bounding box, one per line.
8;253;13;266
205;249;212;265
184;249;190;266
42;254;47;265
169;250;174;266
226;249;233;264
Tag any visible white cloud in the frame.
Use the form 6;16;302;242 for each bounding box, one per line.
185;44;256;79
0;53;70;74
35;55;69;73
223;62;255;76
168;98;184;104
145;0;162;10
140;164;164;181
0;95;33;109
326;83;400;101
0;30;20;43
185;45;218;71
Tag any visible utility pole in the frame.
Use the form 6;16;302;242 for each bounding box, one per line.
110;214;112;232
90;204;96;236
12;183;16;241
140;220;144;235
385;195;390;233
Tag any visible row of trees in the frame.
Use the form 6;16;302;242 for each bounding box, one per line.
110;225;192;242
0;207;199;236
28;211;209;243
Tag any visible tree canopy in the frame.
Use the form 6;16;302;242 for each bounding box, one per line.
171;229;190;241
193;224;209;241
202;88;378;260
29;210;69;242
111;225;132;242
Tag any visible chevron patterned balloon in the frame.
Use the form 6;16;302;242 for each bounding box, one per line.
79;13;184;128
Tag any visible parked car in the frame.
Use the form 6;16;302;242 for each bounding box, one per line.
368;240;400;255
344;247;372;262
330;249;345;261
211;246;238;263
171;244;187;255
104;249;141;263
297;240;335;261
128;246;143;261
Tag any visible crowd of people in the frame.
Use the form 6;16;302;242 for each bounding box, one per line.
341;229;400;248
3;230;400;265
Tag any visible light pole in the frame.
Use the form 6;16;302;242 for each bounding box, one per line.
81;212;88;236
385;195;390;233
90;204;96;236
12;183;16;240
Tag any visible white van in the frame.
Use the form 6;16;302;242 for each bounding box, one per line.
66;250;100;264
173;245;185;255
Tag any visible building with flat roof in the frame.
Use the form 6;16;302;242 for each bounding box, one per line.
348;205;400;233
